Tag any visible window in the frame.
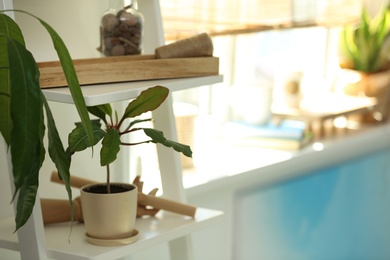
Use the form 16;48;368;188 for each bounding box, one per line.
130;0;366;190
163;0;362;126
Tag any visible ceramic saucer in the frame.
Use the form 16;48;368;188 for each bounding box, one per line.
85;229;139;246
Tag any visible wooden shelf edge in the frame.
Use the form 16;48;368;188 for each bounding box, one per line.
42;75;224;106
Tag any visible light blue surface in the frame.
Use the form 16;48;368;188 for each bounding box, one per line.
234;149;390;260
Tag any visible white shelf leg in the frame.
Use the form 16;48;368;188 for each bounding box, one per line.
169;237;195;260
4;143;48;260
152;94;187;202
137;0;166;53
139;1;195;259
153;94;195;260
1;0;14;12
13;196;48;260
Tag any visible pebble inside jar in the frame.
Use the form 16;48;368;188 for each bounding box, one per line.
101;1;143;56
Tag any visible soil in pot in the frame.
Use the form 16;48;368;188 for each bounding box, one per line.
83;183;135;194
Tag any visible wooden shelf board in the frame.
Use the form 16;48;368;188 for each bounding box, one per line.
38;56;219;88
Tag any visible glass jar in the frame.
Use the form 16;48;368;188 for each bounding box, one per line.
100;0;143;56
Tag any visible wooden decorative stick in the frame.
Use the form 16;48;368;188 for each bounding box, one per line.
41;197;83;224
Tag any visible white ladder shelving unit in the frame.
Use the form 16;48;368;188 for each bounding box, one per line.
0;0;224;259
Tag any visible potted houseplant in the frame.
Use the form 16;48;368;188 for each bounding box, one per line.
67;86;192;245
0;10;193;243
339;4;390;120
0;10;95;231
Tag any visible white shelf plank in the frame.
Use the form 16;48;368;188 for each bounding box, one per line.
42;75;223;106
0;208;223;260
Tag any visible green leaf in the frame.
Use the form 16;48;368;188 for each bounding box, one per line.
100;128;120;166
14;141;41;231
35;15;94;149
0;34;11;145
125;118;153;131
360;9;371;39
68;121;106;153
74;119;101;128
123;86;169;119
7;37;43;230
0;13;25;145
3;10;95;150
143;128;192;158
8;37;42;196
41;92;74;224
15;92;45;231
356;10;371;71
371;8;390;71
0;13;25;45
0;10;95;231
1;12;44;231
87;104;112;123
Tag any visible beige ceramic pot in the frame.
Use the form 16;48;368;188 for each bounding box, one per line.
80;183;138;242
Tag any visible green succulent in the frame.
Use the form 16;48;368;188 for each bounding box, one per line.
340;5;390;73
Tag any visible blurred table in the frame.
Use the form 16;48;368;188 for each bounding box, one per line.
272;92;378;137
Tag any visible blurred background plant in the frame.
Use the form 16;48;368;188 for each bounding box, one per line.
339;4;390;73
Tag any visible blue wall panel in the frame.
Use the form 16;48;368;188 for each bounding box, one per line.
234;149;390;260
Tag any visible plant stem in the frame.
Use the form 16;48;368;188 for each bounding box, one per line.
117;115;126;130
120;140;152;146
106;164;111;194
120;127;142;135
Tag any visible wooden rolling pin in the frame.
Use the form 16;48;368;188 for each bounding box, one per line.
41;197;83;224
50;172;196;218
